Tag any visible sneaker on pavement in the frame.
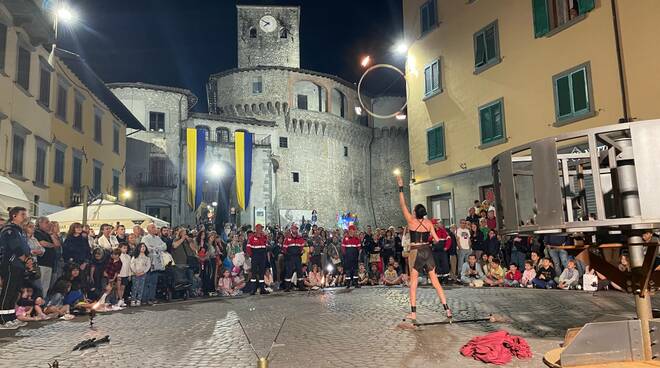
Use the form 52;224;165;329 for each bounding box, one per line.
136;301;141;306
0;320;26;329
130;300;136;307
60;314;75;320
117;299;126;307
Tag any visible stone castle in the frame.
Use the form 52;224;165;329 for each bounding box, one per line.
110;5;410;228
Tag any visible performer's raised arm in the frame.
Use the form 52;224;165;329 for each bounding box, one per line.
396;174;413;223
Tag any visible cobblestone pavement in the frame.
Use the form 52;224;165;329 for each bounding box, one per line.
0;286;648;368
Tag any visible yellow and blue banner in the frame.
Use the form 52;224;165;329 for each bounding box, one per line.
234;130;253;210
186;128;207;209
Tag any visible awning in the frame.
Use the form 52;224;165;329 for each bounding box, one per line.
46;199;169;233
0;175;30;217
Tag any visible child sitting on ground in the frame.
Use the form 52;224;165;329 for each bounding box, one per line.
217;269;242;296
521;260;536;288
356;263;369;286
504;263;522;287
558;259;580;290
368;263;381;286
16;287;49;321
484;258;505;286
382;264;403;286
533;257;557;289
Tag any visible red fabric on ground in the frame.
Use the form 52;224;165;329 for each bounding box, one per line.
460;330;532;365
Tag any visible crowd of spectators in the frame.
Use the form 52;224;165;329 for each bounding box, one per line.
0;198;653;330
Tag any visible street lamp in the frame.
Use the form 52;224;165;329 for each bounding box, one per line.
49;2;79;63
121;189;132;200
394;41;409;55
208;162;225;178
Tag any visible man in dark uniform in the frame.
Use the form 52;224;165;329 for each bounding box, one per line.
283;224;305;292
0;207;30;329
342;225;361;289
246;224;270;295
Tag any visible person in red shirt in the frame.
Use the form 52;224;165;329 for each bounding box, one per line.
504;263;522;287
429;219;450;278
283;223;305;292
104;248;123;304
246;224;270;295
342;224;361;288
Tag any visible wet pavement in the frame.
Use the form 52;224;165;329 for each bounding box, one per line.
0;285;645;367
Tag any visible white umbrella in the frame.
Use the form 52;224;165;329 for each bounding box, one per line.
0;175;30;217
47;199;169;233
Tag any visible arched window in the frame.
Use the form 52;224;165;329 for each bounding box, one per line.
216;127;230;143
249;27;257;38
293;80;327;112
331;89;347;118
196;125;210;141
280;28;288;39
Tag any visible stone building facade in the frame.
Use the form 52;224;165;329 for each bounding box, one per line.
111;4;410;228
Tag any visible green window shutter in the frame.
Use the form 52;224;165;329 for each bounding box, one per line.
556;75;572;118
427;126;445;160
436;126;445;158
474;33;486;67
424;65;432;95
577;0;595;14
571;69;589;113
480;107;493;143
428;0;437;28
427;129;436;160
485;26;497;61
431;61;440;91
532;0;550;38
492;103;503;139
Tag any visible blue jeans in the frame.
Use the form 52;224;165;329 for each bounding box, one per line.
131;274;146;302
548;248;568;274
457;249;471;270
532;277;557;289
143;271;160;302
510;250;526;270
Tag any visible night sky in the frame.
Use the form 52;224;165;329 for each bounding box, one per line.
57;0;405;111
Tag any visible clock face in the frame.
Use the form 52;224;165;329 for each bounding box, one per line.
259;15;277;33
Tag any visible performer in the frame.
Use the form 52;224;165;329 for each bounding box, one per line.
282;223;305;292
246;224;270;295
342;225;361;289
396;175;452;323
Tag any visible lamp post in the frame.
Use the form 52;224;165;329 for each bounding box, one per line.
49;2;79;63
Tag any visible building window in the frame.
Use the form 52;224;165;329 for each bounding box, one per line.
113;123;120;154
38;63;51;107
331;89;346;118
72;152;82;192
533;0;595;38
73;94;83;131
420;0;438;35
148;111;165;132
474;21;500;73
216;127;230;143
53;145;65;184
252;76;263;94
427;124;446;161
11;134;25;177
479;98;506;146
93;161;103;194
35;143;47;186
197;125;210;141
553;62;593;125
280;28;288;38
16;46;30;91
279;136;288;148
297;94;308;110
0;23;6;71
424;59;441;97
56;83;68;121
292;172;300;183
112;170;120;197
249;27;257;38
94;111;103;144
343;146;348;157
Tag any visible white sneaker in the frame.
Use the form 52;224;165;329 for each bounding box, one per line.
130;300;136;307
60;314;75;320
117;299;126;307
0;320;27;329
136;301;141;307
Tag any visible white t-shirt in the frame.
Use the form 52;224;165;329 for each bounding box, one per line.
456;228;471;250
97;235;119;250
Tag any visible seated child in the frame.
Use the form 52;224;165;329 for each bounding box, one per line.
460;254;485;287
532;257;557;289
558;259;580;290
16;287;48;321
503;263;522;287
356;263;369;286
521;260;536;288
382;264;403;286
484;258;505;286
217;269;242;296
334;265;346;287
304;264;324;290
368;263;381;286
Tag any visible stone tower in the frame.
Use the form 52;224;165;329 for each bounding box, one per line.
237;5;300;68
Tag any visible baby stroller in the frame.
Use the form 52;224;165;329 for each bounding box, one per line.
157;264;192;301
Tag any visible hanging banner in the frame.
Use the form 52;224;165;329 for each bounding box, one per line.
234;130;253;209
186;128;207;209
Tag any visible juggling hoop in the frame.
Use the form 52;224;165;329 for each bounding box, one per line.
357;63;408;119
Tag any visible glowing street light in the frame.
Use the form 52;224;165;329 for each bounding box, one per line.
208;163;224;178
394;41;409;55
212;201;218;207
57;5;79;25
360;55;371;68
121;189;132;200
393;168;402;176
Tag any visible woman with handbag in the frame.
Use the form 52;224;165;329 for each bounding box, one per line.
395;174;452;324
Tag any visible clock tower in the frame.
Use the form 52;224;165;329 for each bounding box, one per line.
237;5;300;69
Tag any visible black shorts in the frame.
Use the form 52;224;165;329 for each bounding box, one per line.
414;246;436;273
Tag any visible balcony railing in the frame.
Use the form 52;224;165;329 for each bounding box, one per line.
205;133;271;147
131;172;178;188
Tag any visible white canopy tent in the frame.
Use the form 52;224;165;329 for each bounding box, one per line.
0;175;31;217
47;199;169;233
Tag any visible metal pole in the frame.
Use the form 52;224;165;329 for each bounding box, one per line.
629;235;653;360
81;186;88;227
